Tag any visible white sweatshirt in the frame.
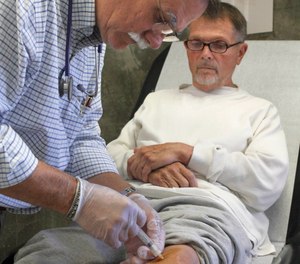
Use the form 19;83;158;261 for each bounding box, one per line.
107;85;289;256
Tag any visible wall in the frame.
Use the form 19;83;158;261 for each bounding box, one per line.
222;0;274;34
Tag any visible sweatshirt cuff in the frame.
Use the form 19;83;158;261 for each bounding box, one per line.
188;142;223;183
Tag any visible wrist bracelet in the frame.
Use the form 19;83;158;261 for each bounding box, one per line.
66;178;81;219
120;186;137;197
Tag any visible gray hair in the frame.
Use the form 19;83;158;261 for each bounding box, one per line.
202;2;247;41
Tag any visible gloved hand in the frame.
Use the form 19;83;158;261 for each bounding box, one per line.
122;193;165;262
73;178;146;248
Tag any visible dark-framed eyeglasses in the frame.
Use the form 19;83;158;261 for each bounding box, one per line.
184;40;243;53
152;0;181;42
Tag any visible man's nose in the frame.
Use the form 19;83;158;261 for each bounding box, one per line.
201;45;213;59
144;31;165;49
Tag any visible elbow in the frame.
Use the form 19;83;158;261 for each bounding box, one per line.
241;178;288;212
246;157;289;212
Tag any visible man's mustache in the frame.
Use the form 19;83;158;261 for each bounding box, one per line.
196;62;217;71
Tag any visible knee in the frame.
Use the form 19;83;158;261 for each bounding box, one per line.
147;244;200;264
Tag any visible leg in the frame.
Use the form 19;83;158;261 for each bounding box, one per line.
14;225;126;264
148;245;200;264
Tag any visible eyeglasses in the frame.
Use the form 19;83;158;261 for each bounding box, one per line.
152;0;180;42
184;40;243;53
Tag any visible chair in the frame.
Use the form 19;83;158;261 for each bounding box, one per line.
2;41;300;264
133;40;300;264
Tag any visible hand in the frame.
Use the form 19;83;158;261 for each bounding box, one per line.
127;143;193;182
123;193;165;262
148;162;198;188
74;178;146;248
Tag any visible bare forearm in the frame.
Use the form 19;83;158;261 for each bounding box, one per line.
88;172;132;193
0;160;76;215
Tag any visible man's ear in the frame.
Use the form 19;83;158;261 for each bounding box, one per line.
236;42;248;65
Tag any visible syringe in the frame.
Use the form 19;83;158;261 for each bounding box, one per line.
137;228;164;260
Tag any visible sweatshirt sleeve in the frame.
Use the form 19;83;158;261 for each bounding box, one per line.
188;104;289;212
107;118;140;180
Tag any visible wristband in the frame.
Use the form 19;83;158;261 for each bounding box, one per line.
120;186;137;197
66;178;81;219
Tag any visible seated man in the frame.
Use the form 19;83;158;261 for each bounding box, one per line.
106;2;288;263
14;3;288;264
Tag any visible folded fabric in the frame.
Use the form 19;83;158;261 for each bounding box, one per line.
151;196;253;264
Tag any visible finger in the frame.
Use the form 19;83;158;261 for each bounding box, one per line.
180;167;198;187
104;220;123;249
172;172;189;187
107;234;122;249
137;245;156;260
146;218;165;253
154;173;177;188
123;201;146;241
149;173;169;188
135;203;147;228
119;227;129;242
163;174;180;188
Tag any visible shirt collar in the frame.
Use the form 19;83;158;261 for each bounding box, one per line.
180;84;240;97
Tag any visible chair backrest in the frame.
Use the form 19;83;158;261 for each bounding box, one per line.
155;41;300;245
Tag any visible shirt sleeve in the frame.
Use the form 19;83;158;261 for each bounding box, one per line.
0;124;38;188
188;104;289;212
0;2;39;188
66;119;119;179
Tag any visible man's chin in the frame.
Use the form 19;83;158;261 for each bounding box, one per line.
194;77;219;91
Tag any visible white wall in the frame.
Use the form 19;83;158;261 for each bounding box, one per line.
222;0;274;34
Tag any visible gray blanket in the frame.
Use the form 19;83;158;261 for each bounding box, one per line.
151;196;253;264
14;196;252;264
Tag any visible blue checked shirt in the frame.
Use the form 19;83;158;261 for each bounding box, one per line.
0;0;118;214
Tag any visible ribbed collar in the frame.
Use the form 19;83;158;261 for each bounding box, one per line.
180;84;240;97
